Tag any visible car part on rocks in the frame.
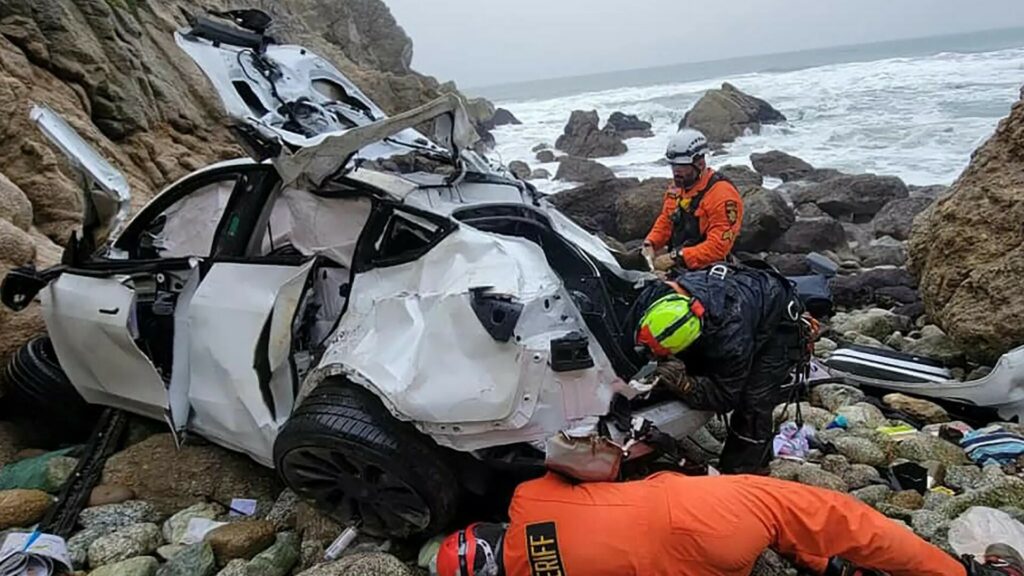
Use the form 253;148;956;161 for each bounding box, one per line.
40;408;127;537
2;337;99;448
273;380;459;538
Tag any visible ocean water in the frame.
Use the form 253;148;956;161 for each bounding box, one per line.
483;30;1024;194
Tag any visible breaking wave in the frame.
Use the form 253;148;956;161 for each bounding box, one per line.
489;47;1024;193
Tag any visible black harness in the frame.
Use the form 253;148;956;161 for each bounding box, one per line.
669;172;729;251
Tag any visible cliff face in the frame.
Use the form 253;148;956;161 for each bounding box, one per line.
0;0;457;366
909;95;1024;363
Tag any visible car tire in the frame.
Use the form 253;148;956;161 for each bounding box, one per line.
273;379;460;538
2;336;98;447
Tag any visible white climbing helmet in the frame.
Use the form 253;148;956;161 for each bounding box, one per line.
665;128;709;165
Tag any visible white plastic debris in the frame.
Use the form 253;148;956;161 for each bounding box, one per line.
948;507;1024;558
323;526;359;562
182;517;228;545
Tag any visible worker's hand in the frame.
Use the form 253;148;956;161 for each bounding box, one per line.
655;359;693;395
641;241;655;262
653;251;677;272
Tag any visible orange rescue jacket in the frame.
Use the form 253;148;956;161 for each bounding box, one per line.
645;168;743;270
502;472;965;576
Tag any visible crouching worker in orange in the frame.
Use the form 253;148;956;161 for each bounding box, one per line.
642;128;744;272
434;471;1019;576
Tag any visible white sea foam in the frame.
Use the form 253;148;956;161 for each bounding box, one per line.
490;47;1024;193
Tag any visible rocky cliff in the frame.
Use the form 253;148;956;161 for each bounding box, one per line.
0;0;465;367
910;94;1024;363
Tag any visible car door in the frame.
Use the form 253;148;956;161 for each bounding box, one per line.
37;104;272;425
178;183;375;465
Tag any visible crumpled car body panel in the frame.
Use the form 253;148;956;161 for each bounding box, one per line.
305;225;624;452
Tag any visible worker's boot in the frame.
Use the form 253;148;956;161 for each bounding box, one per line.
981;544;1024;576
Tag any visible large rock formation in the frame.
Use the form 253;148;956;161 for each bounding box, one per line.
548;177;669;243
790;174;909;223
750;150;815;182
555;110;627;158
680;83;786;146
0;0;477;368
606;112;653;139
872;197;936;240
910;96;1024;362
734;187;795;253
554;156;616;183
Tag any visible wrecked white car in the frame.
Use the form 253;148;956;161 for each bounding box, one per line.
0;11;712;537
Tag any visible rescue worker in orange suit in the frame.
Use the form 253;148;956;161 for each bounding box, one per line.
434;471;1021;576
642;128;743;272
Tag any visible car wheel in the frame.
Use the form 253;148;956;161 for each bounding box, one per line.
273;379;460;538
2;336;99;447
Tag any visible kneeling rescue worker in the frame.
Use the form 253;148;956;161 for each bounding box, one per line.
643;128;744;271
434;471;1019;576
623;262;809;474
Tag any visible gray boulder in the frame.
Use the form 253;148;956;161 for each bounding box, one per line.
810;383;866;411
773;402;835;430
680;83;786;146
795;466;848;493
896;433;969;467
79;501;162;533
911;509;950;544
857;236;908;267
872;197;935;240
764;253;811;275
295;553;412;576
555;110;627;158
750;150;815;182
830;268;919;309
831;308;912;341
940;476;1024;518
717;165;763;190
535;149;556;163
554;156;616;183
735;187;795;253
791;174;910;222
157;542;216;576
88;523;163;568
769;217;847;254
530;168;552;180
483;107;521;129
836;403;889;430
508;160;531;180
832;435;888;466
852;485;893;507
606;112;654;139
882;393;949;425
945;465;984;491
89;557;159;576
844;464;884;490
902;325;966;367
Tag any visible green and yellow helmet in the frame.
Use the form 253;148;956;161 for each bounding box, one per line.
636;292;704;357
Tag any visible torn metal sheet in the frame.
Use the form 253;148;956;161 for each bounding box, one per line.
168;263;202;440
30;105;131;247
186;262;311;465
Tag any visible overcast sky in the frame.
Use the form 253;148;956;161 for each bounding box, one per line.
384;0;1024;87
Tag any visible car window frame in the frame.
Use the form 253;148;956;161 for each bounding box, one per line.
113;163;277;260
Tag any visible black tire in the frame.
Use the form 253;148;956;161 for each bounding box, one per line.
273;379;460;538
2;336;98;447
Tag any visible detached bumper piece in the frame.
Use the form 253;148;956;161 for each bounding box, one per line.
550;331;594;372
470;288;522;342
